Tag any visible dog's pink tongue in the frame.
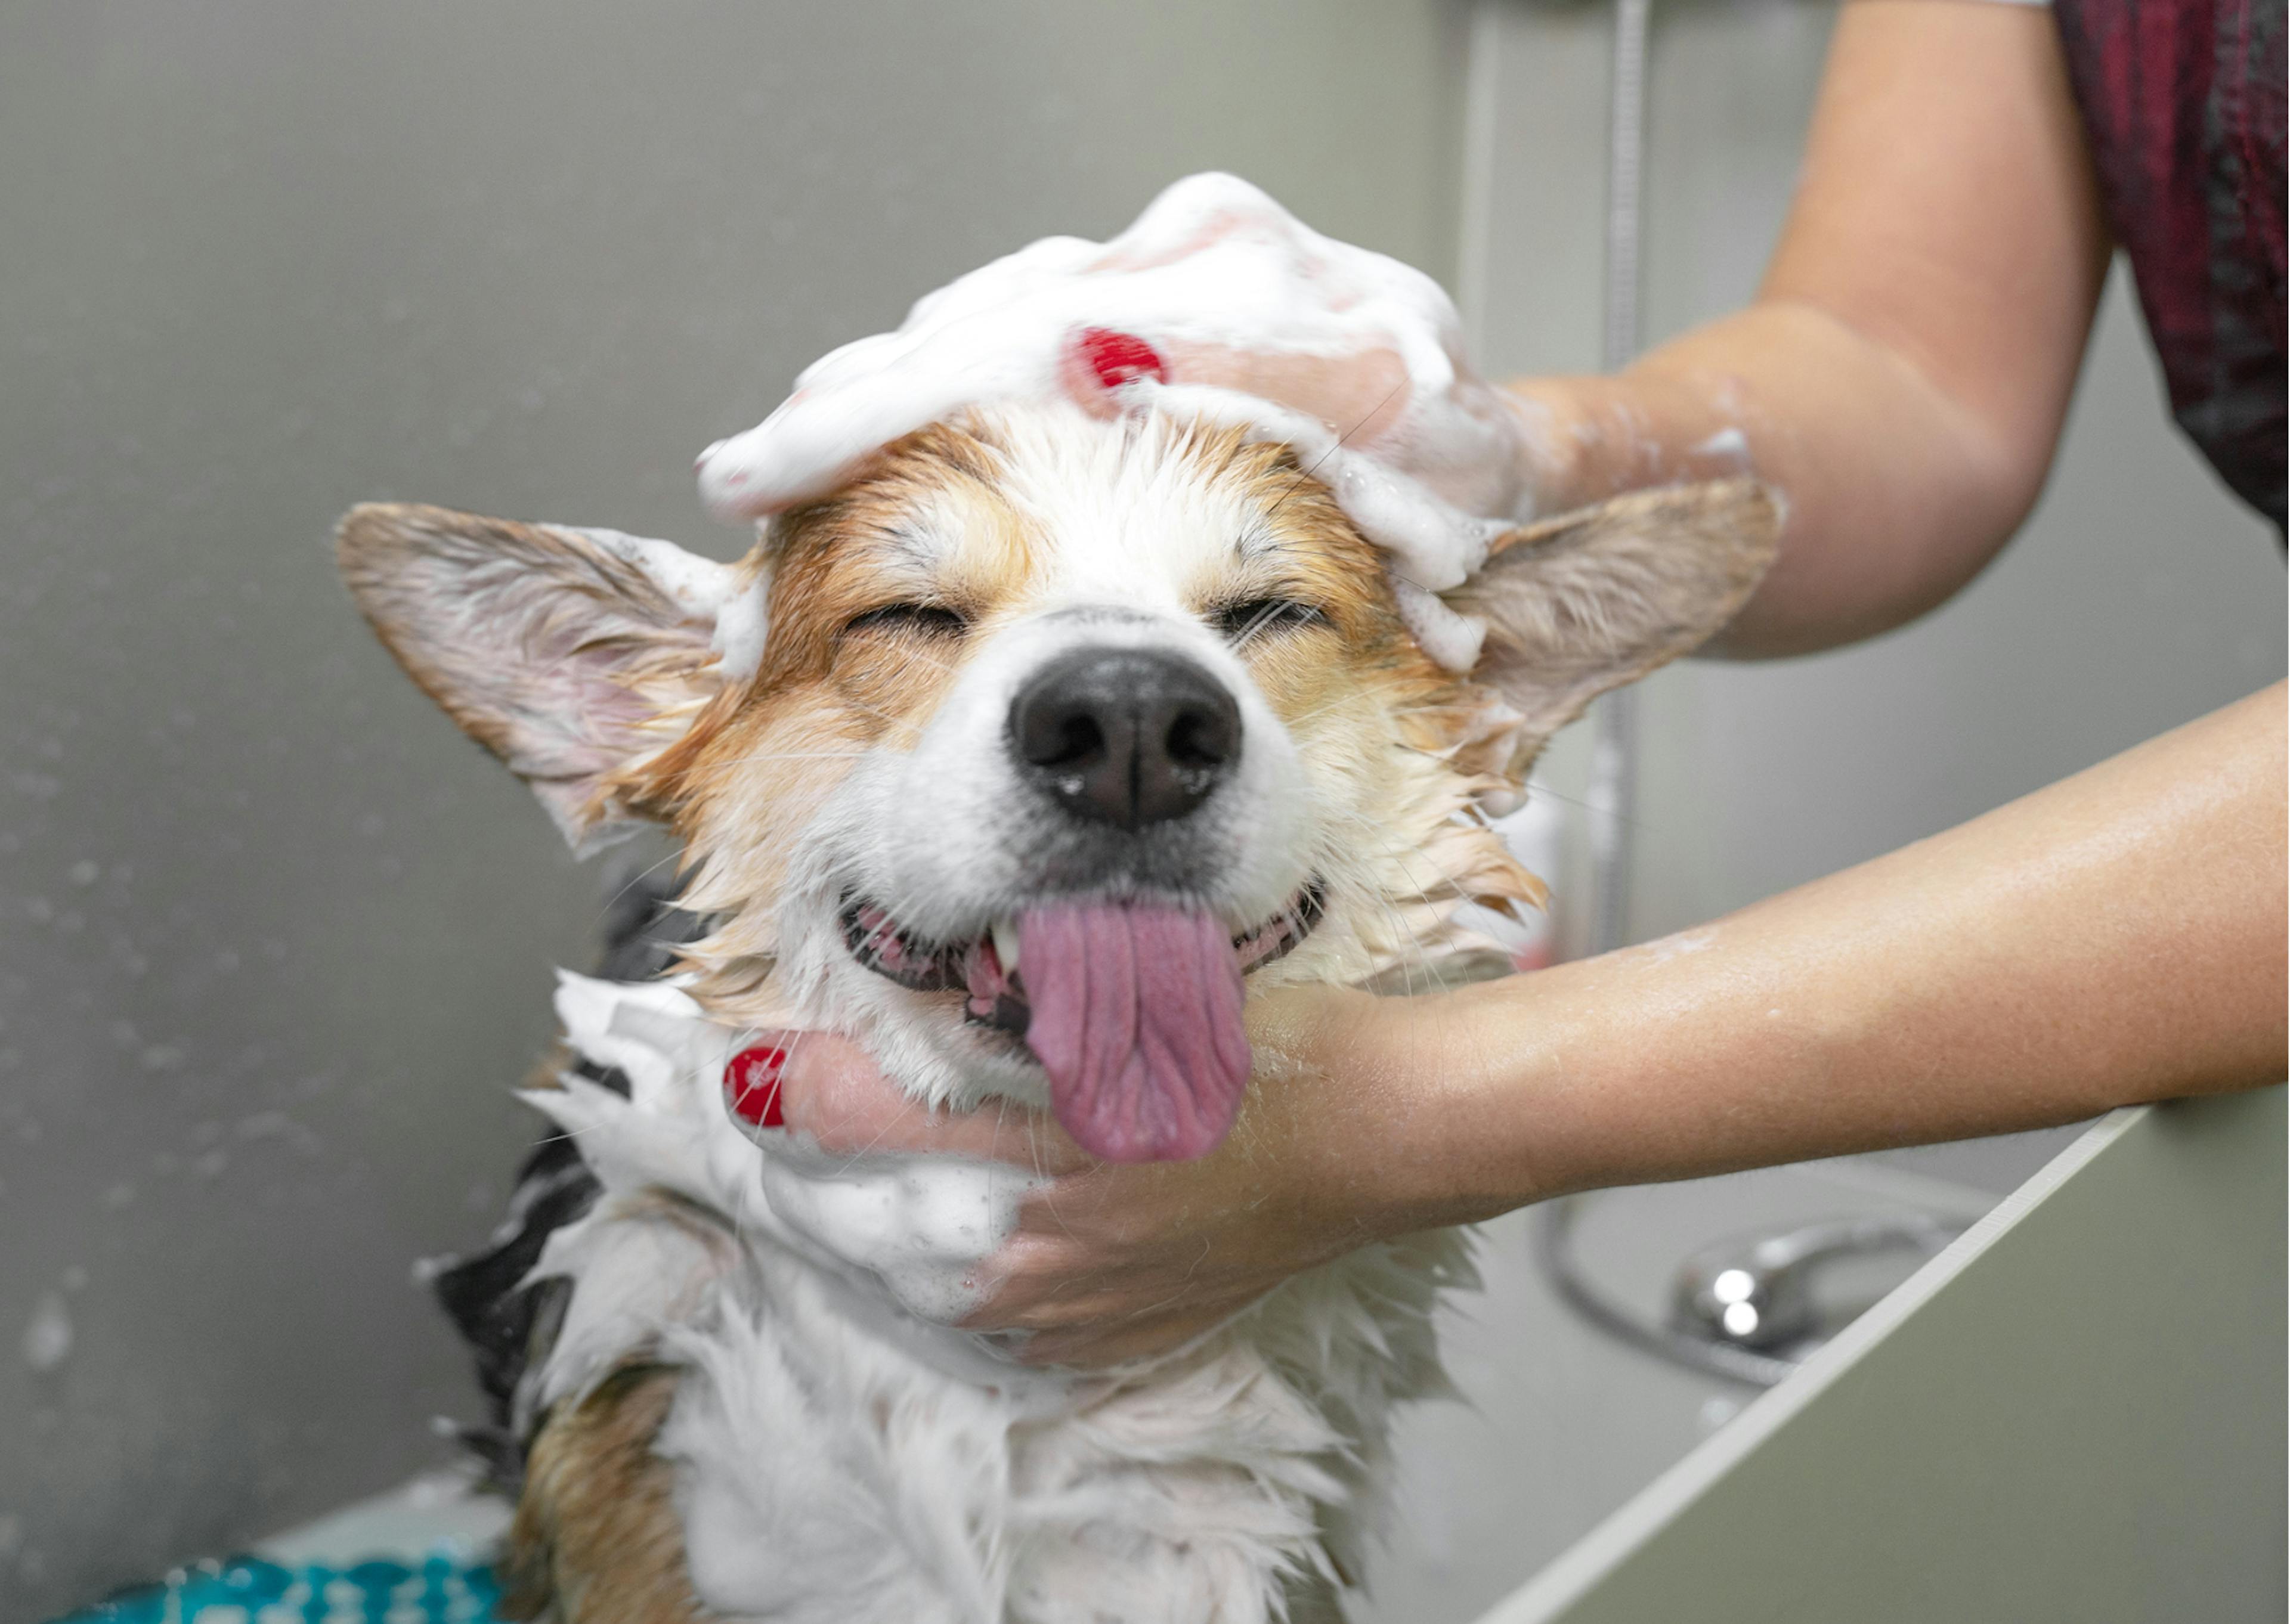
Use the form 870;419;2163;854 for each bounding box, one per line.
1019;901;1249;1163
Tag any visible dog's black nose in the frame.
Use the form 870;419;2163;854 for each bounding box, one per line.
1009;647;1242;829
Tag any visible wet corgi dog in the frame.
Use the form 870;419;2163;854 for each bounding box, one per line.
338;405;1775;1623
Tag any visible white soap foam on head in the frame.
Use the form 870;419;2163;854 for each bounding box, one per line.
694;172;1533;670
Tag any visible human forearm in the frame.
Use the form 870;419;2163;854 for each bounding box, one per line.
1505;1;2111;657
1376;683;2288;1224
1509;302;2019;655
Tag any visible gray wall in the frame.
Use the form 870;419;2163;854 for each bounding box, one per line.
0;3;1470;1610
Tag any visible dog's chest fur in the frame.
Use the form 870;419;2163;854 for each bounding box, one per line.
479;963;1470;1623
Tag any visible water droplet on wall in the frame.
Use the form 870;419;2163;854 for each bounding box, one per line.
21;1291;72;1373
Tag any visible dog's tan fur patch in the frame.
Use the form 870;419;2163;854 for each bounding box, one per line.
500;1363;708;1623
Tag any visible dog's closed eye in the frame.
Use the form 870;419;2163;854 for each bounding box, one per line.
1210;597;1327;643
844;603;971;640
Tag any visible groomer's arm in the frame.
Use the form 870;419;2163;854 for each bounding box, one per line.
1511;0;2112;655
1354;681;2287;1224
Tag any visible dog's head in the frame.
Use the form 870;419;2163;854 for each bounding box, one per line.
339;406;1775;1159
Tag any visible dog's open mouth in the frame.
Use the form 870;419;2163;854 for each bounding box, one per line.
840;885;1325;1028
838;885;1325;1162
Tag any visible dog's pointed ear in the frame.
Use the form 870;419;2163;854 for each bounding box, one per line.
336;501;766;851
1447;478;1782;763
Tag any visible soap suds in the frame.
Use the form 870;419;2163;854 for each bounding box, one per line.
528;974;1047;1383
1632;928;1717;964
21;1290;71;1374
694;172;1532;671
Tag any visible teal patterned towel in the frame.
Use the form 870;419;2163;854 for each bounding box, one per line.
53;1551;500;1623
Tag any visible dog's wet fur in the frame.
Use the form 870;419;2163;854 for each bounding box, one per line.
342;407;1777;1621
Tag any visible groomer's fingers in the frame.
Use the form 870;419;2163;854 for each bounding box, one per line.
968;1279;1258;1341
1017;1304;1261;1369
970;1250;1262;1334
1160;339;1415;448
767;1030;1094;1173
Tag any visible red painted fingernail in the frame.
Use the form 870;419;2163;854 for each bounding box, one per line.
1072;327;1167;392
723;1045;787;1130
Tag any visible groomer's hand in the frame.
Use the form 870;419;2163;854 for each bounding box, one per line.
695;173;1543;527
768;983;1474;1368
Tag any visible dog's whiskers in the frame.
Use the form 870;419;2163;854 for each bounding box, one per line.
596;842;699;933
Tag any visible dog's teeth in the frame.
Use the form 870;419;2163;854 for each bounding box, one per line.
991;916;1021;972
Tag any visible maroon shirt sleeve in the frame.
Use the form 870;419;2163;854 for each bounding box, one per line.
2054;0;2287;531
